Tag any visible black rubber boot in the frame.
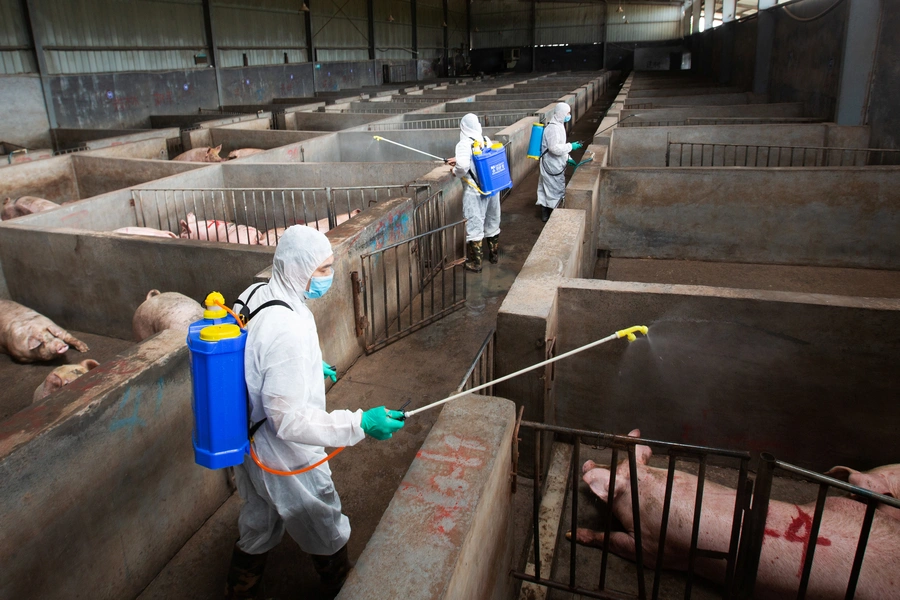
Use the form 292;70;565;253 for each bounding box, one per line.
541;206;552;222
486;235;499;264
311;543;354;594
224;544;268;600
464;240;483;273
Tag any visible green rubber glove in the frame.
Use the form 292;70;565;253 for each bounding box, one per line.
361;406;405;440
567;158;577;167
322;361;337;382
570;141;583;151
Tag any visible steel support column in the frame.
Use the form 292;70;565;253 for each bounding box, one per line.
442;0;449;76
22;0;57;129
411;0;418;60
201;0;224;108
752;0;777;95
722;0;736;22
367;0;375;61
691;0;702;35
531;0;536;72
836;0;883;125
305;0;315;63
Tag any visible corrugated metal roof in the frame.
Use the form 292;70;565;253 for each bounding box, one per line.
605;2;682;42
0;0;35;74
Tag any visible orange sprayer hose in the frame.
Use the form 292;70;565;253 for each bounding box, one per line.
250;443;345;476
214;300;346;476
214;301;247;328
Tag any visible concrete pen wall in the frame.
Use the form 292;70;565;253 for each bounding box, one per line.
595;166;900;270
618;102;806;123
0;329;231;600
51;127;181;151
608;123;870;167
553;280;900;472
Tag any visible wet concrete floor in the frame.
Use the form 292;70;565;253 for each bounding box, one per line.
0;330;134;422
137;99;613;600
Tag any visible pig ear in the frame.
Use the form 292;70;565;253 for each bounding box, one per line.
146;289;161;301
26;335;43;350
44;372;66;392
81;359;100;370
213;145;222;153
846;473;890;496
583;467;612;502
625;429;652;465
825;466;858;482
180;220;190;235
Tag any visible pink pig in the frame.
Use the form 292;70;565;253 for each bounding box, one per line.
113;226;178;239
1;196;60;220
172;145;224;162
33;359;100;402
574;429;900;599
179;212;261;244
0;300;89;363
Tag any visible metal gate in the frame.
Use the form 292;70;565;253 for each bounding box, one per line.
354;206;467;353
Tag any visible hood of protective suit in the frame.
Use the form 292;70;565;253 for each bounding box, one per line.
460;113;482;142
549;102;571;125
269;225;333;306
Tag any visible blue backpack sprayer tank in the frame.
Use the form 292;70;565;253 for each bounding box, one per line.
187;292;248;469
373;134;512;196
188;292;346;475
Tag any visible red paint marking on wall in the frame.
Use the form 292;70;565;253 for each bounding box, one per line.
765;506;832;578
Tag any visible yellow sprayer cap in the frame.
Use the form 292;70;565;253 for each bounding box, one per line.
203;291;227;320
472;149;482;155
491;142;503;150
533;123;545;128
200;323;241;342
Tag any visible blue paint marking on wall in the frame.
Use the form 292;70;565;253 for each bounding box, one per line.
109;387;147;438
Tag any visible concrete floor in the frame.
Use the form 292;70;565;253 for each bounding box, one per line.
0;330;134;421
136;98;608;600
603;258;900;299
546;446;826;600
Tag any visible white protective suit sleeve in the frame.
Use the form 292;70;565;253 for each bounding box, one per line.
240;225;365;452
258;325;364;448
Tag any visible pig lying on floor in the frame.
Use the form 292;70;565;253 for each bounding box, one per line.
2;196;60;220
573;430;900;600
0;300;89;363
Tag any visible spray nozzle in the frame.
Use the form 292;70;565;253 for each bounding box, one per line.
616;325;649;342
204;292;228;320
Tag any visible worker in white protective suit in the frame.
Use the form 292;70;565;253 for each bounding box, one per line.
224;225;404;599
536;102;582;222
447;113;501;272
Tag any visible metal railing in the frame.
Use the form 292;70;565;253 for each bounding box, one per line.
511;423;900;600
367;112;533;131
130;184;427;245
53;145;89;156
357;219;467;353
620;117;822;128
737;455;900;599
666;141;900;167
166;137;184;158
457;329;495;394
344;106;412;114
513;421;752;600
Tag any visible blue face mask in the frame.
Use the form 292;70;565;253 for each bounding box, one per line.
306;273;333;299
564;115;571;123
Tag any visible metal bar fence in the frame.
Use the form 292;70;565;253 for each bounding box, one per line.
511;421;753;600
684;117;823;126
665;141;900;167
359;219;467;353
736;454;900;599
343;106;413;114
130;185;424;245
456;329;495;394
52;145;88;156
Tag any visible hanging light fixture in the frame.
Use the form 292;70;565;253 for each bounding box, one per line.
616;4;624;13
299;1;309;11
388;14;395;22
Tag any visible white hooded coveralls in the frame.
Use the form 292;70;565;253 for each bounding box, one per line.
233;225;366;557
453;113;501;243
536;102;573;210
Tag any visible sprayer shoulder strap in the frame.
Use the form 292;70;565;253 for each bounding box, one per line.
246;300;292;321
234;282;266;312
